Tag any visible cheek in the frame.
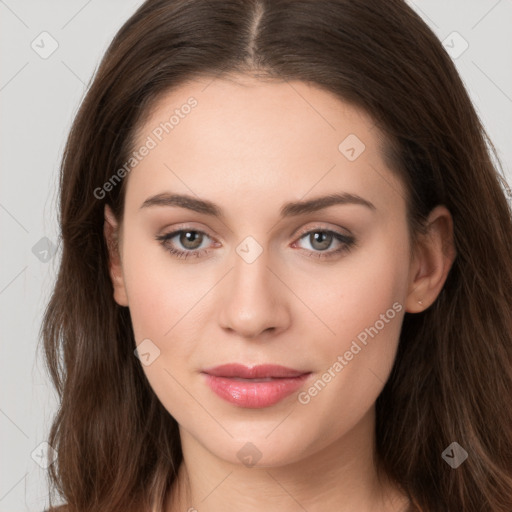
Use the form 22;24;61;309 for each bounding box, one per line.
293;245;408;439
121;227;202;342
292;265;404;441
121;230;216;408
304;227;410;349
121;237;204;415
293;231;408;412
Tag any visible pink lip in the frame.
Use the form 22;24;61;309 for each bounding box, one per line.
201;364;312;408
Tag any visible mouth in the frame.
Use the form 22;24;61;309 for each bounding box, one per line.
201;364;312;408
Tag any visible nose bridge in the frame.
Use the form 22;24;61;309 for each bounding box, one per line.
233;244;271;293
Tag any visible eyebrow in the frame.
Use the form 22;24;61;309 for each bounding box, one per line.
139;191;376;218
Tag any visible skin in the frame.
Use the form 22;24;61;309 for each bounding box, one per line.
104;74;456;512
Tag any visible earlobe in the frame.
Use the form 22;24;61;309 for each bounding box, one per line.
104;204;129;307
405;205;456;313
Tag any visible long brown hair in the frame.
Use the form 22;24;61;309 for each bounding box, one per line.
41;1;512;511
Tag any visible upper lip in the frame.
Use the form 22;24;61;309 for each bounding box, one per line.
202;364;309;379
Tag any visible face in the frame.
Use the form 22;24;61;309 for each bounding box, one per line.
105;74;428;468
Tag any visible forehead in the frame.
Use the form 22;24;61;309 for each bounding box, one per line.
135;74;379;154
125;75;404;215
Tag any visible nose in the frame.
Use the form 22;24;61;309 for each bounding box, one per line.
217;246;290;339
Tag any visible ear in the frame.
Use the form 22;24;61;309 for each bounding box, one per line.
104;204;129;307
405;205;456;313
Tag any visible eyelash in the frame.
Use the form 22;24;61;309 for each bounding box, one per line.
155;226;356;261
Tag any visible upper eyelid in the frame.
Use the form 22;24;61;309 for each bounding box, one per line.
293;223;353;238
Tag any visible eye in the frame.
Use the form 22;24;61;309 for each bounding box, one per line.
155;229;215;259
292;228;356;259
155;226;356;260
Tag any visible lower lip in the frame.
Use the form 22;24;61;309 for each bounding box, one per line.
202;373;311;408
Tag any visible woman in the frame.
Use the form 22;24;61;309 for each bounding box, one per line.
41;0;512;511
